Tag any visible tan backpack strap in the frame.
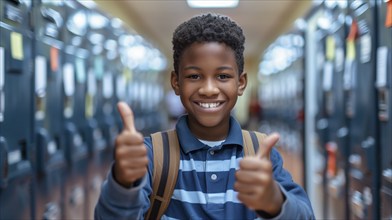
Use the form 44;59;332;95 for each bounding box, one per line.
242;130;254;156
241;130;268;159
145;130;180;220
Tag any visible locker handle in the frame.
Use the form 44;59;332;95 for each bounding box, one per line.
0;91;4;122
351;191;365;219
383;169;392;183
36;128;48;171
40;8;63;28
70;186;84;206
0;137;9;188
337;127;348;138
349;154;362;168
43;202;60;220
361;136;375;149
7;0;21;6
64;122;87;163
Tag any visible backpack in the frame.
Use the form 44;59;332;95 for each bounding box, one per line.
145;129;267;220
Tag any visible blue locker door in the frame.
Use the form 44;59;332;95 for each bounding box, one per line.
347;0;379;219
32;0;67;219
62;2;90;218
376;0;392;219
313;26;330;219
324;11;350;218
0;0;34;219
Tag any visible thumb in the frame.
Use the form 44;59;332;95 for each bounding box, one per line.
257;132;280;159
117;101;136;132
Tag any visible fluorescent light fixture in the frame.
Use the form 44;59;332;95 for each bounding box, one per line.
187;0;239;8
76;0;96;9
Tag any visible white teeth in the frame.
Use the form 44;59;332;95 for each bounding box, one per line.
199;102;220;108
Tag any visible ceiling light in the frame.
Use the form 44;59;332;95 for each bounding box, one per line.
187;0;239;8
76;0;96;8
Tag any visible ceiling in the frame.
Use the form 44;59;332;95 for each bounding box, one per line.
95;0;312;73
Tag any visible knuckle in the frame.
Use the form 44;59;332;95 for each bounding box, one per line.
255;186;262;195
117;160;126;169
139;145;148;155
238;160;245;168
133;132;144;143
233;182;239;191
235;170;241;179
142;157;149;165
115;132;129;145
115;136;122;147
114;148;121;160
115;146;126;159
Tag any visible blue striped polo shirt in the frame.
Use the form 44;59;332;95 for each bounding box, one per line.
95;115;314;220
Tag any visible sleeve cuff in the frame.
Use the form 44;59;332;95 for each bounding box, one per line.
101;164;148;206
256;182;290;220
257;182;313;220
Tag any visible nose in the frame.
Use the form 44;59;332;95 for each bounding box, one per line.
198;78;219;97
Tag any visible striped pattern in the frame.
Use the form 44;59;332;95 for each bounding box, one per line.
94;115;314;220
150;116;257;219
160;141;258;219
179;156;241;172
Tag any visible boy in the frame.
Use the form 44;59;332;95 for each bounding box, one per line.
95;13;314;219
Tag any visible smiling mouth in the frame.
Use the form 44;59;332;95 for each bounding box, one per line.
197;102;222;109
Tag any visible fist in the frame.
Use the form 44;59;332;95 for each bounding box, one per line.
113;102;149;188
234;133;284;216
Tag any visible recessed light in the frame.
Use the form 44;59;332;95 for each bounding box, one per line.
187;0;239;8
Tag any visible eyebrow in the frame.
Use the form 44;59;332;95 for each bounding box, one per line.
184;66;201;71
183;66;234;71
217;66;234;71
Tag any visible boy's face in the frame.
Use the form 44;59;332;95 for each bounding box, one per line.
171;42;247;138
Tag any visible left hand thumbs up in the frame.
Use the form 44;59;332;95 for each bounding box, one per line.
256;132;280;159
235;132;284;216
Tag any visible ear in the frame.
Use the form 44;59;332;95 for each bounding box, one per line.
237;72;247;96
171;71;180;95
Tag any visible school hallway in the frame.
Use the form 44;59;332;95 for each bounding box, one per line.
0;0;391;219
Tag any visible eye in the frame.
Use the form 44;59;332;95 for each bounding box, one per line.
187;74;200;80
217;74;232;80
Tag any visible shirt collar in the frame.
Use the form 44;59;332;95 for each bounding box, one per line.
175;115;244;154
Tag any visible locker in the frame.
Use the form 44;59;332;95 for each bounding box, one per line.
114;63;128;135
318;3;351;219
98;21;123;168
0;0;34;219
347;0;379;219
257;30;306;189
31;0;67;219
84;9;108;159
62;1;89;219
101;26;121;153
376;0;392;219
313;23;330;219
84;9;111;219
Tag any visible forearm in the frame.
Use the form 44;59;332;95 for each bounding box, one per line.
265;149;314;219
94;168;149;220
256;183;314;220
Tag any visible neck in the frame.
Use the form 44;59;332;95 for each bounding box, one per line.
187;116;230;141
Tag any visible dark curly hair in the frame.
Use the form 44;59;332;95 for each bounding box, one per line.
172;13;245;75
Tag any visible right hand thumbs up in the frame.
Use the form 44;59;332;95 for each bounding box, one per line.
113;102;148;188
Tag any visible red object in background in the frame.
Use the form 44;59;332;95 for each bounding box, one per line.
326;142;338;178
386;0;392;28
249;99;261;118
